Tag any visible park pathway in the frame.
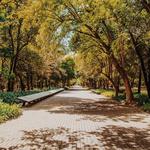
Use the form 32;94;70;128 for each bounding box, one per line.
0;86;150;150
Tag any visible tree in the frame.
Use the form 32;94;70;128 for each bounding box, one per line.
60;56;75;87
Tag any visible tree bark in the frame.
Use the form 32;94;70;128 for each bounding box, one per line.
138;68;142;94
111;54;134;103
102;72;119;97
129;32;150;98
18;74;25;91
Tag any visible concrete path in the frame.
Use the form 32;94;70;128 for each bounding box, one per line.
0;86;150;150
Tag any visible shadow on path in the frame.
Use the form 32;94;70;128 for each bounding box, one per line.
2;126;150;150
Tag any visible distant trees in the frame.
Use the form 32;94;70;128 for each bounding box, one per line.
16;49;44;91
60;56;75;87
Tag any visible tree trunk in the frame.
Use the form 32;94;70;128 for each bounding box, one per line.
18;74;25;91
30;74;33;90
7;78;15;92
114;86;119;97
138;68;142;94
131;78;135;88
130;32;150;98
7;58;15;91
111;54;134;104
27;73;30;90
102;72;119;97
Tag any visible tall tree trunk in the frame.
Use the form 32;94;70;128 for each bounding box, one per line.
102;72;119;97
18;74;25;91
7;51;20;91
7;78;15;91
111;54;134;103
138;68;142;94
30;74;33;90
114;85;119;97
130;32;150;98
7;58;15;91
27;73;30;90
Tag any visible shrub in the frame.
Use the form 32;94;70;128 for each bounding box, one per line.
134;93;150;106
0;102;22;123
113;94;126;102
143;103;150;112
2;92;18;104
0;90;43;104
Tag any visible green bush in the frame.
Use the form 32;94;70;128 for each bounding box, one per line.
2;92;18;104
143;103;150;112
0;90;43;104
0;87;58;104
0;102;22;123
113;94;126;102
134;93;150;106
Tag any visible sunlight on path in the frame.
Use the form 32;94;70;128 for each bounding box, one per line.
0;86;150;149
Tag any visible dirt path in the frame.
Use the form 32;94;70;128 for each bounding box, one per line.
0;86;150;150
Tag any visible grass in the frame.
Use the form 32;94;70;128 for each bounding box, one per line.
93;89;115;97
0;102;22;123
93;88;150;112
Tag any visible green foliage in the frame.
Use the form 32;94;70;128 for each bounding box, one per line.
0;87;58;104
134;93;150;106
0;90;43;104
143;103;150;112
2;92;18;104
60;56;75;85
0;102;22;123
113;95;126;102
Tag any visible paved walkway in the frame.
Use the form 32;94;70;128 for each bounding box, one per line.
0;86;150;150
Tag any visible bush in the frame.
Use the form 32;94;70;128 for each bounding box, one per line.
134;93;150;106
113;94;126;102
143;103;150;112
0;102;22;123
0;90;43;104
2;92;18;104
0;87;58;104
